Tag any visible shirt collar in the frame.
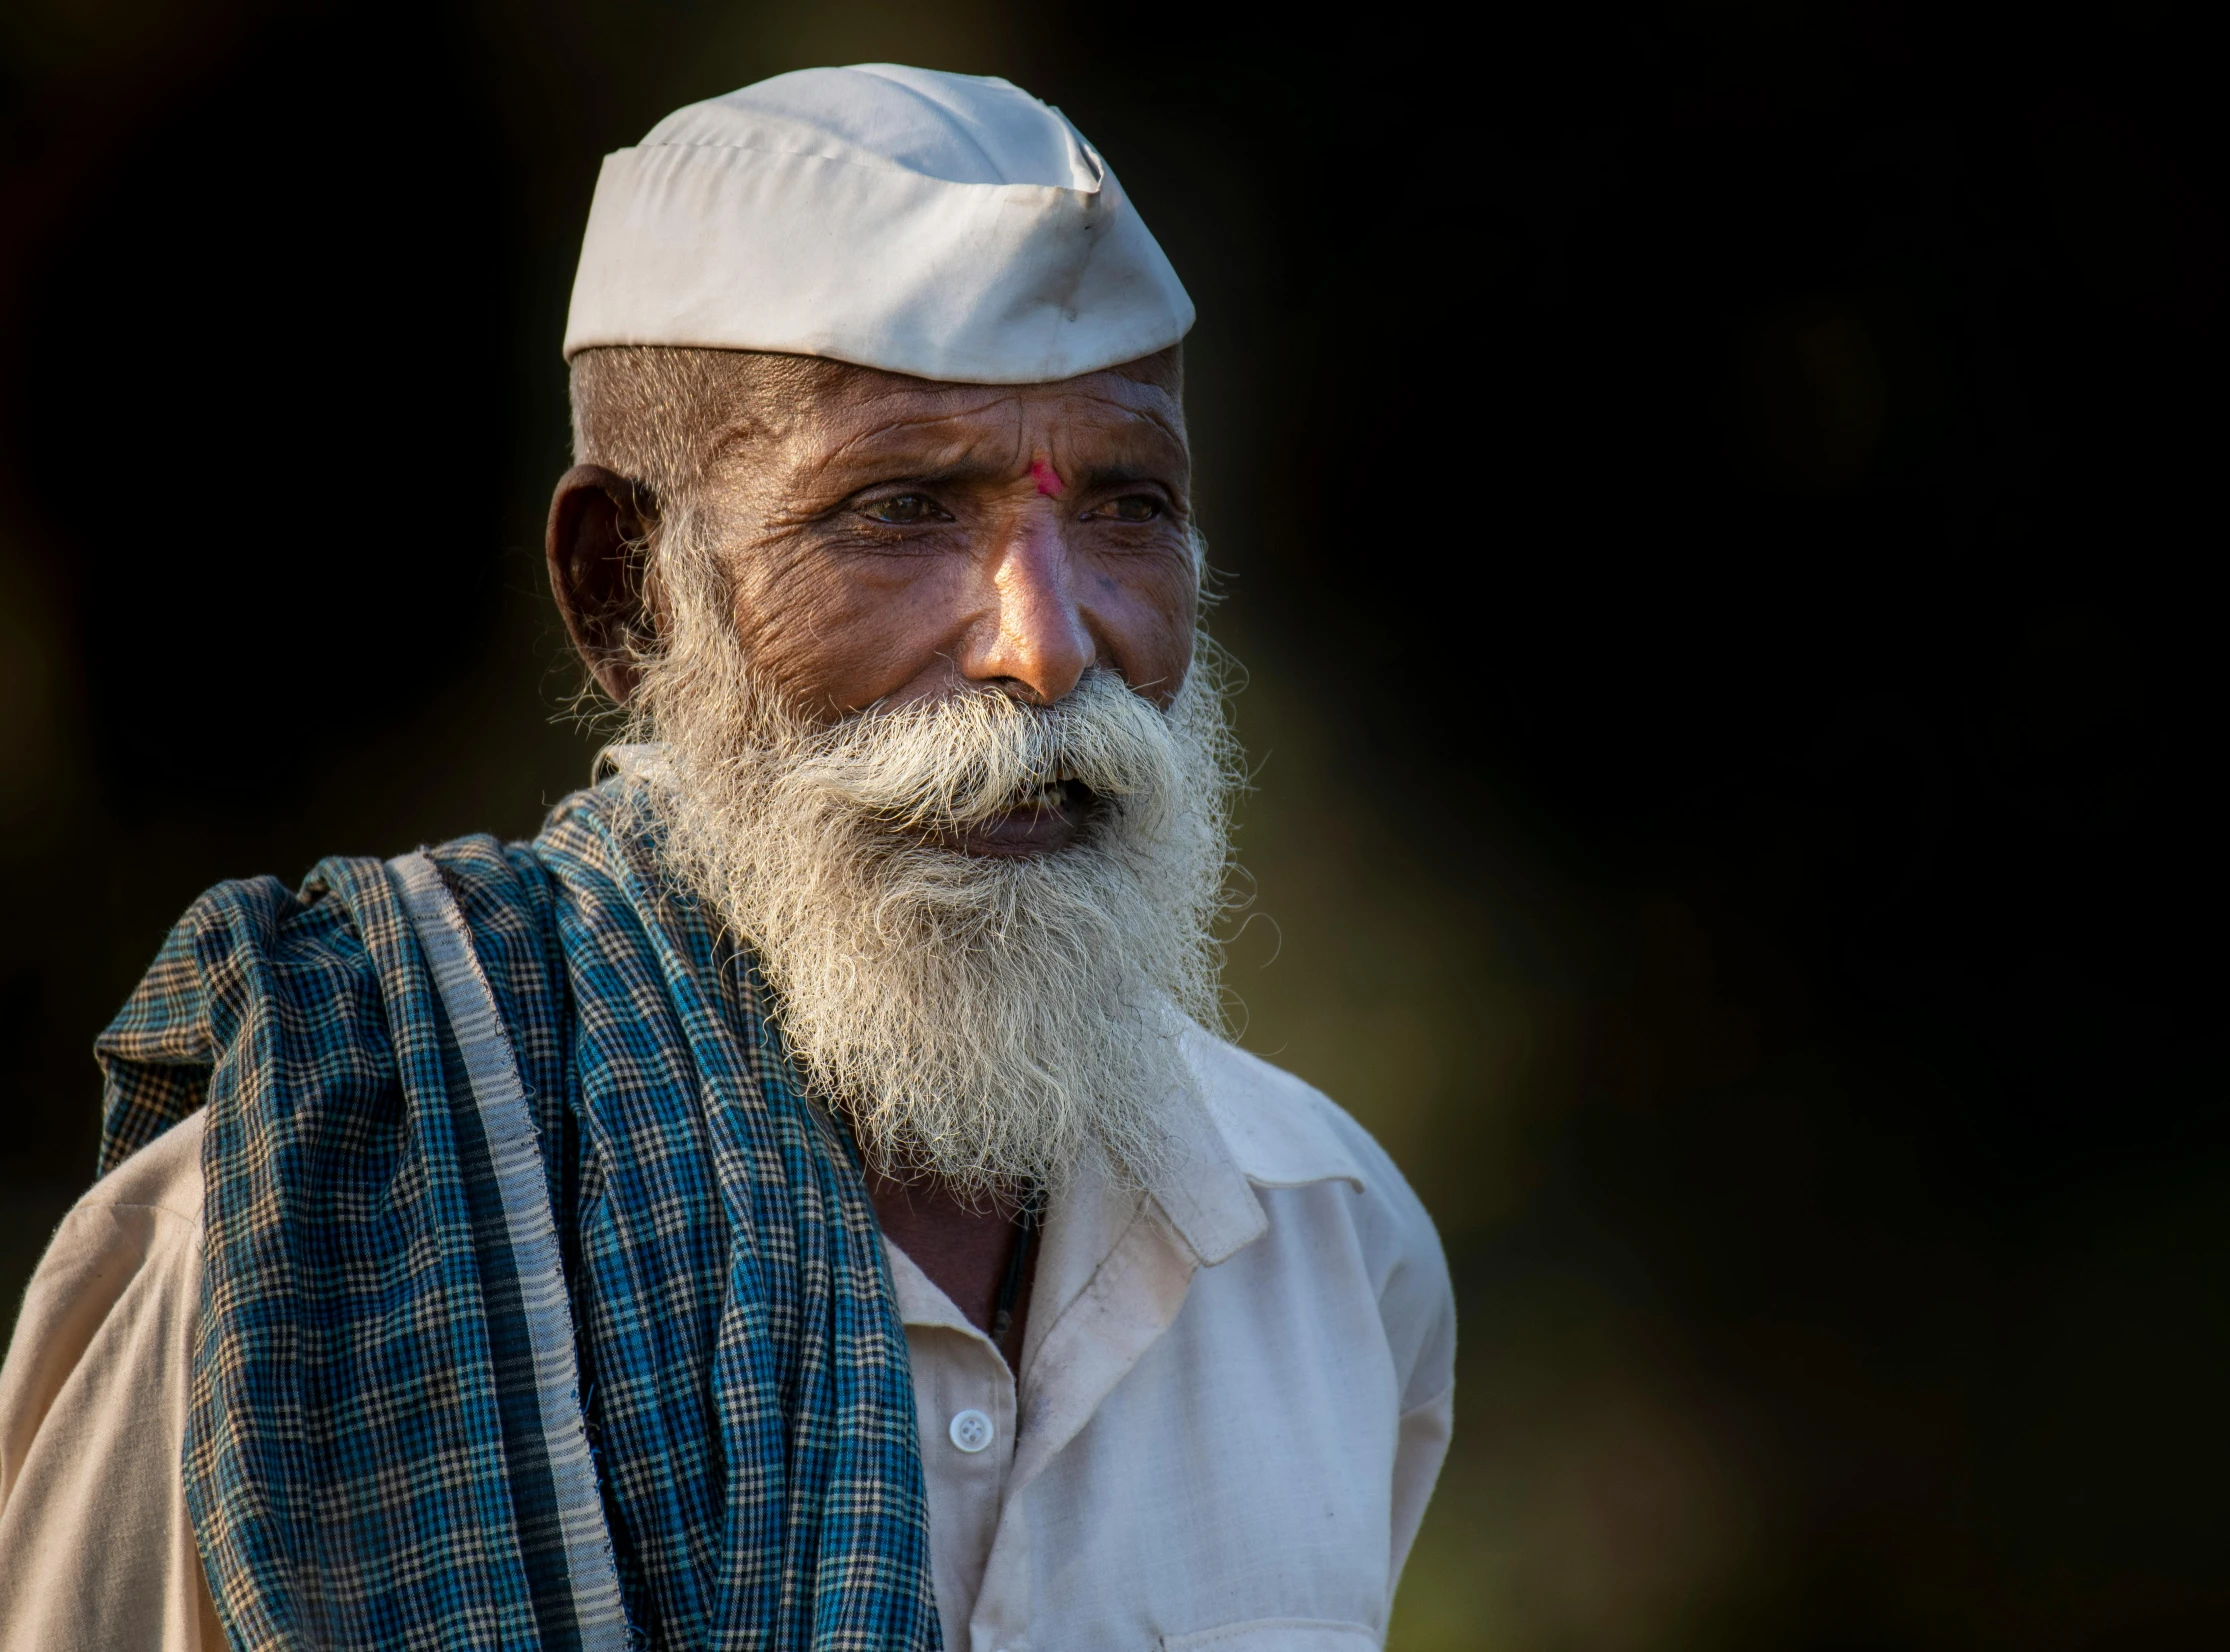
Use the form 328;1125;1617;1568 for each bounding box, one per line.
1149;1025;1368;1268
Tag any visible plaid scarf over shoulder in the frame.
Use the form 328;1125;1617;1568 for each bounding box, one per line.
95;782;941;1651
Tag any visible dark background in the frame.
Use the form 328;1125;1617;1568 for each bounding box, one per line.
3;2;2222;1646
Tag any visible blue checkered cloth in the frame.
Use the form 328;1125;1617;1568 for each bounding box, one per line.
95;780;941;1650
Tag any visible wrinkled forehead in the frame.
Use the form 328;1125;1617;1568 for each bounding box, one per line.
691;349;1188;499
755;347;1183;451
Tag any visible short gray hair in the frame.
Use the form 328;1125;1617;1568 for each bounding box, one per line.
567;345;796;517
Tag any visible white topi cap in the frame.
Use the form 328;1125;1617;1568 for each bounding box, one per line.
562;64;1195;384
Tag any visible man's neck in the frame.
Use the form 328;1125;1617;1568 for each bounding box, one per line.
863;1168;1038;1369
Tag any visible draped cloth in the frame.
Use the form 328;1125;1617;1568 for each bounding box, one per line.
93;781;942;1651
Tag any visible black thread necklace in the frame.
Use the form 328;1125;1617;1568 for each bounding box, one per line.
988;1193;1041;1354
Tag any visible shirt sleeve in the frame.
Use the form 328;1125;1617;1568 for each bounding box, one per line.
1390;1383;1453;1588
1331;1108;1459;1598
0;1112;223;1652
1380;1218;1455;1592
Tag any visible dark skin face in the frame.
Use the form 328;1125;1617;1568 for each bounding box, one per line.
546;349;1197;1365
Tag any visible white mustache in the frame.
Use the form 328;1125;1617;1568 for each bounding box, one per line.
789;669;1182;835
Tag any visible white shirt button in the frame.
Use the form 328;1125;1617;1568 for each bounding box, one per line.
948;1407;995;1453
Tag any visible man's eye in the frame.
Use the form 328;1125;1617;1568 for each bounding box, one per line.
859;492;946;524
1095;494;1161;523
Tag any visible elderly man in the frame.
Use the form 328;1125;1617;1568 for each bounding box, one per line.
0;65;1453;1652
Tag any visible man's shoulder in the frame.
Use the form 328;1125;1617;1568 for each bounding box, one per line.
1183;1029;1443;1259
138;823;565;971
96;826;578;1173
1181;1032;1455;1409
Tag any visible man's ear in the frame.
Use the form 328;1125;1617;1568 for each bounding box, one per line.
547;464;658;704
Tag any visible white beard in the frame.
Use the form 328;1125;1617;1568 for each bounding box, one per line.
626;533;1240;1200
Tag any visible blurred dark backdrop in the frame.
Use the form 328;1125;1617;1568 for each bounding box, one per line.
3;2;2223;1646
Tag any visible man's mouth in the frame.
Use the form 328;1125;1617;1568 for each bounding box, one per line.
947;775;1097;856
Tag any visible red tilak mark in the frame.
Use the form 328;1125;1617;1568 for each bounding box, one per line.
1030;459;1065;498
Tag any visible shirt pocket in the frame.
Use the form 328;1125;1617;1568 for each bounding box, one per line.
1160;1621;1380;1652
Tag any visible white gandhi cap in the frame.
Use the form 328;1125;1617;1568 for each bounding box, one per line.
563;64;1195;384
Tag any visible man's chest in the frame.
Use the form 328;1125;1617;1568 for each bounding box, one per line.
893;1186;1401;1652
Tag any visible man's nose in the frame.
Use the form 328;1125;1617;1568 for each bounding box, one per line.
960;520;1093;704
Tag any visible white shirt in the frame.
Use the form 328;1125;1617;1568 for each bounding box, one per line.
0;1031;1454;1651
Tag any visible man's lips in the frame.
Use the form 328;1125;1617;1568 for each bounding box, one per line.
945;779;1096;856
